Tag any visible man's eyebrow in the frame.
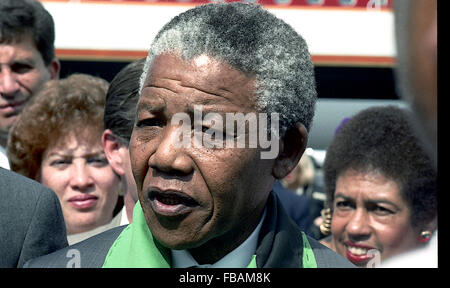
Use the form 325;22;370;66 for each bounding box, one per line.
333;193;353;201
136;101;164;113
10;55;36;64
1;58;34;66
147;83;178;95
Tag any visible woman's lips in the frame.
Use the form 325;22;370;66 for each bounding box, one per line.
344;241;378;264
148;188;198;217
68;194;98;210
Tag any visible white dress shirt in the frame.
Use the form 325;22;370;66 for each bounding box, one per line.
0;146;10;170
172;208;267;268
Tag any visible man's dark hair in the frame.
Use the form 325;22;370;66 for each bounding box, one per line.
323;106;437;227
104;59;146;146
0;0;56;65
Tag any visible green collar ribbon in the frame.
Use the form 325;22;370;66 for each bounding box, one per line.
102;201;315;268
102;201;258;268
102;201;170;268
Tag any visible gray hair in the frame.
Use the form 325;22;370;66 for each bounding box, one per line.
139;2;317;134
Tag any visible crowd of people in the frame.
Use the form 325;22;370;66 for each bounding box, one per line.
0;0;437;268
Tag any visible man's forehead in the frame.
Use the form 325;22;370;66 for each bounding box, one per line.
0;34;41;62
0;30;36;48
142;53;258;110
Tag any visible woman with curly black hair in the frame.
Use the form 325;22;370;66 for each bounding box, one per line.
319;106;437;267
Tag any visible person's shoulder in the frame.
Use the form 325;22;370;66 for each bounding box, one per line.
24;225;127;268
306;235;356;268
0;168;59;219
0;168;52;198
273;181;309;204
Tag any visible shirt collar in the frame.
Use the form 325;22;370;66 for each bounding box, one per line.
171;207;267;268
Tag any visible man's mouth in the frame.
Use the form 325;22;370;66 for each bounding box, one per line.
148;188;199;217
0;100;27;115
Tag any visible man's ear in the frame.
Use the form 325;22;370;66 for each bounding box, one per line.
272;123;308;179
47;58;60;80
102;129;126;176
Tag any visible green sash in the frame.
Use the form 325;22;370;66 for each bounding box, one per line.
102;201;316;268
102;201;170;268
301;231;318;268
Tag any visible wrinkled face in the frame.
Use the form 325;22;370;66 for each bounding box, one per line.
40;133;120;235
331;169;419;267
130;53;275;252
0;36;54;133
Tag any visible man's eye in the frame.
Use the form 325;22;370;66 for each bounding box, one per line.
136;118;165;128
202;126;233;141
11;63;34;74
202;126;218;135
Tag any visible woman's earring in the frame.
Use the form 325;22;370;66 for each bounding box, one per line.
319;208;332;236
418;230;432;243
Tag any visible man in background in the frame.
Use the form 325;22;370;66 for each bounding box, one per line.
0;0;67;268
0;0;60;169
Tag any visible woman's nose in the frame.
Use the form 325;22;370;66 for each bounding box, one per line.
69;162;94;191
346;208;372;241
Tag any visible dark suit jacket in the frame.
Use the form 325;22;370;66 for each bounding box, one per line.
0;168;68;267
272;180;313;236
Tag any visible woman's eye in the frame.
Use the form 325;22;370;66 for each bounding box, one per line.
87;157;108;166
373;206;394;216
335;200;352;210
50;159;70;166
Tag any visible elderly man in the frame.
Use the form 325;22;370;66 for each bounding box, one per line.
0;0;60;168
25;3;352;268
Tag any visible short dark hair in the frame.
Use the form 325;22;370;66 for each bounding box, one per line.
104;59;146;146
0;0;56;65
323;106;437;227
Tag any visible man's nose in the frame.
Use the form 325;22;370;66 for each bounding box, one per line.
148;125;194;176
0;69;20;97
346;208;371;241
69;163;94;191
